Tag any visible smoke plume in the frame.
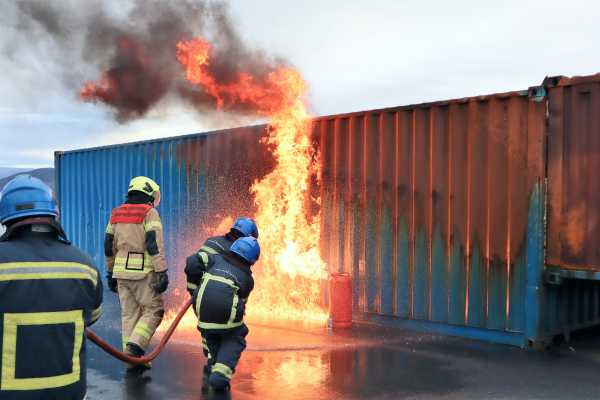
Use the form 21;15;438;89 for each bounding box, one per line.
2;0;289;123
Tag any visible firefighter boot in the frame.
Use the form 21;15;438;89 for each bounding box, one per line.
124;344;152;371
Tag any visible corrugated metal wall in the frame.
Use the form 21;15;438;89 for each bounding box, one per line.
547;74;600;273
312;92;546;339
543;74;600;338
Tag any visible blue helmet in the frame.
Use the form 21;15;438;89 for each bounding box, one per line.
0;175;58;224
230;237;260;265
231;217;259;238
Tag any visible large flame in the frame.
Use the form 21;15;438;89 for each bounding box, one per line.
176;36;328;319
157;36;327;332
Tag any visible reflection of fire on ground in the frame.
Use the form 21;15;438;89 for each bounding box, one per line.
156;313;364;352
138;36;329;332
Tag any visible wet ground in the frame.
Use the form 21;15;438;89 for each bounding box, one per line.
87;295;600;399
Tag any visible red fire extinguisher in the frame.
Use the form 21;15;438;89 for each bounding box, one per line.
328;272;352;328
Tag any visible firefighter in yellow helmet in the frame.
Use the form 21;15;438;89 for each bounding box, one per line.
104;176;168;370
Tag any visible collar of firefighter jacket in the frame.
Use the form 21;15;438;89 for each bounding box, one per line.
224;253;252;276
0;217;70;243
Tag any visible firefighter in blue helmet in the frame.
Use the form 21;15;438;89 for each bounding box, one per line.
184;217;258;373
190;236;259;391
0;175;103;400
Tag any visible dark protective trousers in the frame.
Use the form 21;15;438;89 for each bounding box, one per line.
204;324;249;389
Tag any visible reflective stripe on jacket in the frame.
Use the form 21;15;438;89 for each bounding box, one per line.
192;254;254;333
0;226;103;400
104;203;168;280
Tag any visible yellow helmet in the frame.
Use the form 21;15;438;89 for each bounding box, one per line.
127;176;160;197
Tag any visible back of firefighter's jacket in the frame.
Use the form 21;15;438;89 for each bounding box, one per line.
104;203;168;280
201;235;234;256
192;254;254;334
0;227;103;400
185;235;234;294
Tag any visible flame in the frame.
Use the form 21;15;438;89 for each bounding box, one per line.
176;37;310;117
247;76;328;319
78;75;113;103
157;36;327;334
165;37;327;326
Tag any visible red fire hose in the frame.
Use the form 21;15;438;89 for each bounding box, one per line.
86;298;193;364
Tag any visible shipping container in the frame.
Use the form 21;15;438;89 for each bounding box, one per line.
543;73;600;340
55;73;600;348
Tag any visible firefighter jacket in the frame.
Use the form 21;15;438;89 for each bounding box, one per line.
184;233;239;295
0;219;103;400
191;254;254;334
104;202;167;280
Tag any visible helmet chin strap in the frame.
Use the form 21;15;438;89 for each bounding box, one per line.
0;217;70;243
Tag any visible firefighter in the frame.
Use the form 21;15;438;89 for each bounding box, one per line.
104;176;169;371
185;218;259;294
0;175;103;400
191;236;259;391
184;218;258;373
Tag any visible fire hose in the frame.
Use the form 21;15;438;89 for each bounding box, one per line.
86;298;193;364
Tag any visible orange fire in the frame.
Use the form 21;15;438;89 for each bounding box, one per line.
79;76;113;103
162;36;328;328
78;39;140;103
175;37;310;117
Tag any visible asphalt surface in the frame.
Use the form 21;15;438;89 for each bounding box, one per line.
87;294;600;400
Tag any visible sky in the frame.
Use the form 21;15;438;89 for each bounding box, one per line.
1;0;600;168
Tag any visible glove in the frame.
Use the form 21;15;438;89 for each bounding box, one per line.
155;271;169;294
107;272;118;293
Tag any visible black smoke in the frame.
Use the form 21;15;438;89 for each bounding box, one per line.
1;0;288;123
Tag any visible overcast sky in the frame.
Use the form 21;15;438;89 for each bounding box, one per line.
1;0;599;168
